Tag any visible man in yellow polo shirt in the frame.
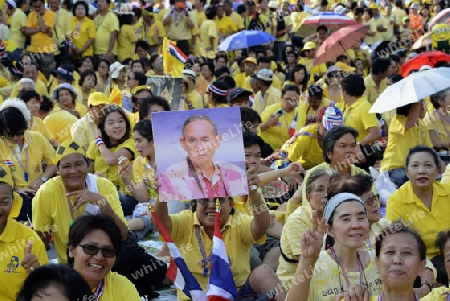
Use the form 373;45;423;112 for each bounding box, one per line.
244;57;282;91
24;0;56;79
260;85;306;150
252;68;282;115
364;57;390;104
94;0;119;62
10;63;49;98
163;0;195;55
298;41;327;84
9;0;28;62
223;0;244;31
234;57;257;89
215;4;237;44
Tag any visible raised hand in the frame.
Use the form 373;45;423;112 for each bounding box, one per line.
301;210;326;260
335;284;369;301
21;241;39;274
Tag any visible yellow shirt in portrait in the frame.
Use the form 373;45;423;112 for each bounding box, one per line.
94;11;119;55
30;116;53;141
27;10;56;53
70;16;96;57
10;9;27;49
70;114;97;151
199;19;217;59
53;8;71;56
363;75;388;104
118;24;138;62
44;110;78;144
143;20;165;47
32;175;127;263
252;85;282;115
215;16;237;41
98;272;141;300
0;131;55;188
53;102;88;118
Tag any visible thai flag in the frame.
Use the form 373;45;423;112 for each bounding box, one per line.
168;41;188;64
288;113;298;137
206;202;238;301
151;211;207;301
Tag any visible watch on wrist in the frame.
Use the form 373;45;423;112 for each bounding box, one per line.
40;176;48;182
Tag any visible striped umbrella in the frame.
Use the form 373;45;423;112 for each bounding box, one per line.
301;12;356;28
428;8;450;31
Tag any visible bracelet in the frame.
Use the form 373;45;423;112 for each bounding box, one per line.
187;102;194;109
265;154;276;164
96;137;105;147
421;280;432;292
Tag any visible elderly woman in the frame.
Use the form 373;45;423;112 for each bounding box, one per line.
154;164;287;300
386;146;450;285
0;179;48;301
53;83;87;119
17;78;36;92
424;88;450;152
0;100;55;221
286;193;384;301
16;264;93;301
67;214;141;300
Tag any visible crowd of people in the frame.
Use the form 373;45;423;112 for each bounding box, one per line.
1;0;450;300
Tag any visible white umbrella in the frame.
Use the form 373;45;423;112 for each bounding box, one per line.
369;67;450;114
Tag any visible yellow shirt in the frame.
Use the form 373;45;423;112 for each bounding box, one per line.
228;12;244;30
253;85;282;115
98;272;141;300
86;138;137;195
290;11;309;32
277;205;313;290
0;131;55;188
129;111;139;131
380;115;433;171
70;114;97;151
118;24;138;62
302;250;383;301
386;181;450;258
281;123;324;170
32;175;128;263
53;102;88;117
44;110;78;144
193;10;206;29
199;19;217;59
364;75;388;104
27;10;56;53
143;20;165;47
184;89;204;110
243;75;281;93
94;11;119;55
322;84;343;104
276;14;293;42
10;79;49;98
164;11;194;41
53;8;71;55
0;218;49;301
170;210;265;301
392;7;407;28
373;16;389;43
298;57;327;84
30;116;53;141
302;162;369;206
70;16;96;57
10;9;27;49
215;16;237;42
421;286;450;301
233;72;247;89
302;97;330;119
423;110;450;146
260;103;307;150
337;97;380;143
363;18;377;46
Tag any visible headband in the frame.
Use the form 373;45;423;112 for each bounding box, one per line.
323;193;366;224
208;83;229;97
56;67;73;76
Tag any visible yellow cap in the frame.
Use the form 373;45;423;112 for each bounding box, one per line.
88;92;111;107
54;140;86;165
243;57;257;65
0;163;23;218
335;61;356;72
302;41;317;51
368;3;379;9
132;85;153;95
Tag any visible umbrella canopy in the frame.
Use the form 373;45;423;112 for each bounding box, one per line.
369;67;450;114
401;51;450;77
428;8;450;31
301;12;356;28
412;32;432;50
217;30;276;51
315;24;369;65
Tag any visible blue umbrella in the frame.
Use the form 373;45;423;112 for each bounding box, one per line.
218;30;276;51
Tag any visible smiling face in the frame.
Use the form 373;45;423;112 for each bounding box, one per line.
196;197;233;229
406;151;438;189
58;89;74;108
180;119;220;169
327;201;369;248
103;111;127;144
69;229;117;288
58;153;88;191
0;184;13;231
376;232;425;291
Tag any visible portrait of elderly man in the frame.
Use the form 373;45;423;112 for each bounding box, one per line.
159;114;248;202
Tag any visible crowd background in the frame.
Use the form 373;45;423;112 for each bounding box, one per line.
2;0;450;300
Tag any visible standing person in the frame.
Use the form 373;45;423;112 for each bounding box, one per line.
163;0;195;55
94;0;119;62
24;0;56;79
215;4;237;45
48;0;71;64
424;88;450;151
117;5;138;63
69;0;95;58
199;6;217;60
252;68;282;115
409;3;424;38
223;0;244;31
363;57;390;104
142;6;165;54
9;0;28;62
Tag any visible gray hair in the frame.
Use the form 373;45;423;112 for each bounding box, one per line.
182;114;218;137
18;78;35;90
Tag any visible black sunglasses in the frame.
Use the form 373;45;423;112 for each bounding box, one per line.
78;244;117;258
196;197;230;207
4;130;25;139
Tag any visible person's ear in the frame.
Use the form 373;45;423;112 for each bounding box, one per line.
68;245;76;259
417;260;426;276
216;134;222;144
180;136;187;151
325;224;334;237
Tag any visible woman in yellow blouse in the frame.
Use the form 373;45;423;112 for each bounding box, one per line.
117;9;138;62
425;88;450;152
284;64;308;94
95;59;111;93
78;70;97;107
52;83;87;119
141;6;165;53
70;1;95;58
423;231;450;300
386;146;450;285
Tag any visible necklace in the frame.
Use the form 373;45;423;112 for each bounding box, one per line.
195;225;212;276
330;247;365;293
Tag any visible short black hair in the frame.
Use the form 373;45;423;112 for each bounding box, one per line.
201;61;215;74
16;264;94;301
138;96;171;120
243;130;265;149
372;57;391;75
317;24;328;33
341;74;365;97
205;5;217;19
240;107;261;130
130;71;147;86
257;57;272;65
67;214;123;266
282;84;300;97
18;89;41;104
218;75;236;89
214;66;230;78
322;126;358;163
430;88;450;110
136;40;150;51
72;0;89;17
131;60;144;71
308;84;323;98
0;106;28;135
134;119;153;142
79;69;97;87
405;146;440;170
288;64;308;92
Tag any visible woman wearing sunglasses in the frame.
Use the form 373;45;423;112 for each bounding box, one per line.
67;214;141;300
0;99;56;222
154;165;287;300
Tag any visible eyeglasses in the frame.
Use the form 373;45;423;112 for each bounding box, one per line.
78;244;117;258
196;197;230;207
364;194;379;206
4;130;25;139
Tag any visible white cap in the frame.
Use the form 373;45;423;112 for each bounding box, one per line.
256;68;273;82
269;1;278;9
110;62;126;79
